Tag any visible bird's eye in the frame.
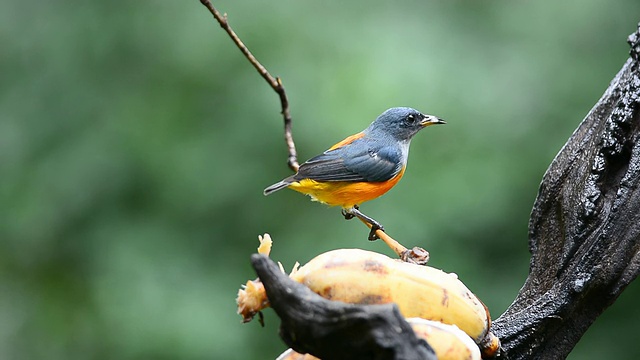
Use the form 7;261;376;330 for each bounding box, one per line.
407;114;415;122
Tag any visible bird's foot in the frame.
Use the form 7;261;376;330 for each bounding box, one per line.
342;206;385;241
341;209;355;220
368;224;385;241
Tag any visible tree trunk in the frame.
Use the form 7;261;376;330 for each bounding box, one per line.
491;24;640;359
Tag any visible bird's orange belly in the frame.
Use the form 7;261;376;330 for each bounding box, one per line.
288;168;405;208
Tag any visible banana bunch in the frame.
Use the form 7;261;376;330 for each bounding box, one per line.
237;235;500;358
276;318;481;360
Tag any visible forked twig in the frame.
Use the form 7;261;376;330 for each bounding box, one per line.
199;0;299;171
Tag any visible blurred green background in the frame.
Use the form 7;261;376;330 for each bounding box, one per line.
2;0;639;359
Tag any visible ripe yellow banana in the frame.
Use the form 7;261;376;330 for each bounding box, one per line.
409;318;481;360
275;318;481;360
237;245;499;358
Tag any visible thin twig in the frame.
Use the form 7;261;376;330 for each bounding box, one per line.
200;1;423;256
199;0;299;172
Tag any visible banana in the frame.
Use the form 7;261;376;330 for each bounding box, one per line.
274;318;481;360
409;318;481;360
237;245;500;358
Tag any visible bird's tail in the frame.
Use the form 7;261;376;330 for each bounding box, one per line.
264;179;293;196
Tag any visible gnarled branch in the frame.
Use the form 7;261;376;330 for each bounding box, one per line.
251;254;436;360
492;23;640;359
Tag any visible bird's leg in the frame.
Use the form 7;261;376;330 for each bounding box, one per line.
343;206;385;241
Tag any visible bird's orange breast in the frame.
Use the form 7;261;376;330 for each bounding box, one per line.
287;167;406;208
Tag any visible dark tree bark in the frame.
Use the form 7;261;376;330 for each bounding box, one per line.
250;24;640;360
251;254;437;360
491;24;640;359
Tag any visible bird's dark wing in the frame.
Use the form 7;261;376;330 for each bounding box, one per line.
343;145;404;181
295;140;403;182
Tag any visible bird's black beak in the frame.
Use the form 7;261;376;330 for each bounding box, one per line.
420;114;446;127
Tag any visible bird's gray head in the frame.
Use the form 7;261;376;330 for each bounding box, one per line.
366;107;445;141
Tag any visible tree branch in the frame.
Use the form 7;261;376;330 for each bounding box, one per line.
251;254;436;360
199;0;299;171
492;23;640;359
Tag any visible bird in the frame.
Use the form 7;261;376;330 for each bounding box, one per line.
264;107;445;240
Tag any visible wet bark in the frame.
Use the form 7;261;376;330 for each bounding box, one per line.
251;254;436;360
491;24;640;359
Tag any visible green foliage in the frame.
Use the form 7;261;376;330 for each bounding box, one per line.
1;0;639;359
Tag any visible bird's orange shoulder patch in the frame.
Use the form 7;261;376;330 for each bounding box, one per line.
328;131;365;151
